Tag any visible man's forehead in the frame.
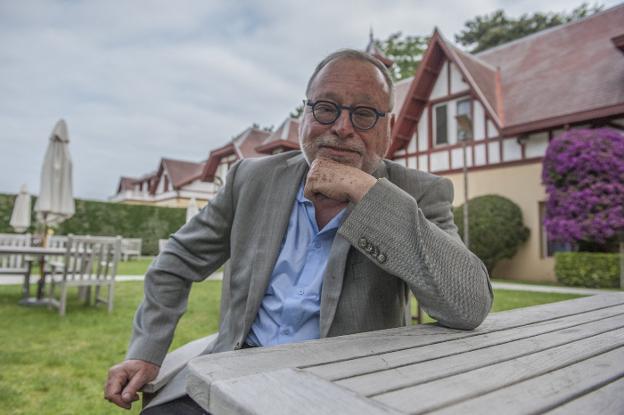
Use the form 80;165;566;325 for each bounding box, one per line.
309;59;390;101
313;90;378;105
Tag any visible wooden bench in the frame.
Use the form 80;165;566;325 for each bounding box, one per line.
50;235;141;261
47;235;122;316
121;238;142;261
0;233;34;299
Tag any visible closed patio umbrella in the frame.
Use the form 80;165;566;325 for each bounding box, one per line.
34;119;75;229
9;184;31;233
186;197;199;223
30;119;75;302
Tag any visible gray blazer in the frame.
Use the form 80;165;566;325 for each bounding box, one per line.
128;151;493;408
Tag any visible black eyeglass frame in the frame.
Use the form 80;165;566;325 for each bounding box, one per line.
304;100;387;131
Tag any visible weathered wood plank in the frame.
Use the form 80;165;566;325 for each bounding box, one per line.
306;304;624;381
208;368;404;415
335;313;624;397
372;328;624;414
544;376;624;415
428;347;624;415
187;295;624;409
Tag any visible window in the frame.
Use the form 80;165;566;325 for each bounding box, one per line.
539;202;573;258
456;99;473;141
434;104;448;145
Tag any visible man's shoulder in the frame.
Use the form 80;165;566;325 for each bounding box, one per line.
237;150;304;174
382;158;445;185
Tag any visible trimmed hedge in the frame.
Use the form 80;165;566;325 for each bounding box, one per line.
454;195;530;274
555;252;621;288
0;193;185;256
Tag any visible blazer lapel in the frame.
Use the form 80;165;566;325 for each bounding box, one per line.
242;154;308;335
319;160;390;337
319;234;351;337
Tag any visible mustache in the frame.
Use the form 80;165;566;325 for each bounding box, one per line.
314;135;365;154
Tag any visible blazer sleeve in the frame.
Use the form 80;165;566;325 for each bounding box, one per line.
338;177;493;330
125;161;242;365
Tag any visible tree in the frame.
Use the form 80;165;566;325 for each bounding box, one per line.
542;128;624;252
453;195;529;274
290;104;303;119
374;32;428;81
455;3;603;53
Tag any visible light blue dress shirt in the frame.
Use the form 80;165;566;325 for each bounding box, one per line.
246;182;347;347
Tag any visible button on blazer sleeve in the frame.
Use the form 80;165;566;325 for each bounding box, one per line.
125;161;242;365
338;175;493;330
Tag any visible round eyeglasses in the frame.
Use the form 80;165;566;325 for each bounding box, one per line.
305;100;386;131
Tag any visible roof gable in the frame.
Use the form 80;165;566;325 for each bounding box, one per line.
154;158;206;191
200;126;271;181
389;29;499;155
256;117;300;154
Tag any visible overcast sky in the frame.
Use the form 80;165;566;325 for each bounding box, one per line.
1;0;620;200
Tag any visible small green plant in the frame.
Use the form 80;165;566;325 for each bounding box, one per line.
555;251;620;288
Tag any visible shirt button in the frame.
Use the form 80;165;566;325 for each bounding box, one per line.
314;241;321;249
359;237;368;248
282;328;291;335
377;253;387;264
298;289;304;295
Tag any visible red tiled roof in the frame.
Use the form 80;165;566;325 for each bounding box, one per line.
117;177;138;193
476;4;624;132
234;127;271;158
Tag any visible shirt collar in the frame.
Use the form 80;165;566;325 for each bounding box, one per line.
296;181;311;205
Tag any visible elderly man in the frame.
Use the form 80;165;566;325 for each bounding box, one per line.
105;49;492;414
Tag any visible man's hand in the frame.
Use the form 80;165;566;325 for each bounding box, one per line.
105;359;160;409
304;158;377;203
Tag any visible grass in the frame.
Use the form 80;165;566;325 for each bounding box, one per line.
115;257;154;275
0;280;221;415
0;282;586;415
414;290;585;324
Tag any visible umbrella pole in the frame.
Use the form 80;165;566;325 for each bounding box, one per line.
36;216;48;300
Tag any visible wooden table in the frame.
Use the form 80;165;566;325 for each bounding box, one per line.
0;246;66;303
187;293;624;415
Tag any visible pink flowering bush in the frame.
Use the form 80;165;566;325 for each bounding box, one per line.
542;128;624;252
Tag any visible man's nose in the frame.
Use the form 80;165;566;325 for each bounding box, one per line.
331;109;355;138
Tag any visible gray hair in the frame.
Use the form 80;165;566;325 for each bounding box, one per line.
305;49;395;111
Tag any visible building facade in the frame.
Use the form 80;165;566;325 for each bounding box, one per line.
112;5;624;281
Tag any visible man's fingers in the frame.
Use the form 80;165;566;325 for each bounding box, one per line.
105;367;132;409
121;370;148;403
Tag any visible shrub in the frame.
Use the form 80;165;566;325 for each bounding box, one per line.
0;193;185;255
555;252;620;288
454;195;529;273
542;128;624;252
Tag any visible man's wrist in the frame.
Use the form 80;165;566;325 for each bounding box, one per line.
349;174;378;203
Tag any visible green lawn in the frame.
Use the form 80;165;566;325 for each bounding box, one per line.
0;282;585;415
116;257;155;275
